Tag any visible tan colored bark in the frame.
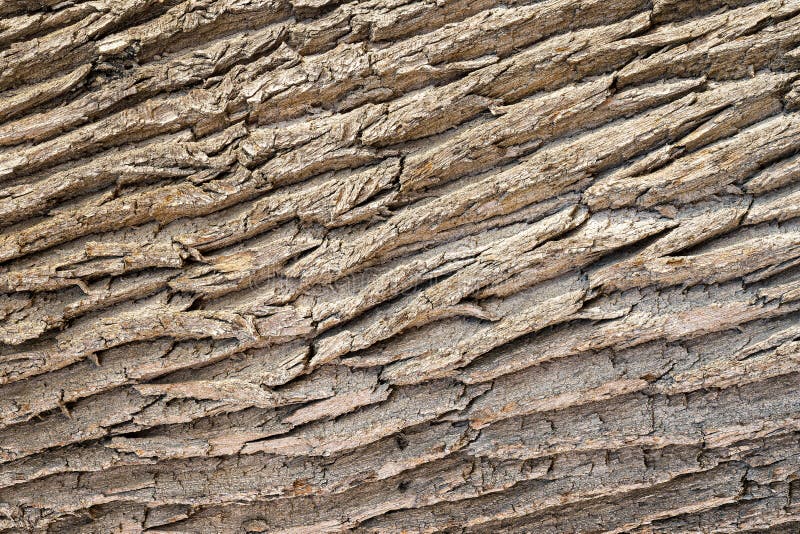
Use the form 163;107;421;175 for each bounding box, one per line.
1;0;800;532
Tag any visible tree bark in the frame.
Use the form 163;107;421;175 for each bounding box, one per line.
1;0;800;532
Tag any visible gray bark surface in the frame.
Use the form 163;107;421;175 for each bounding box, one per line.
0;0;800;531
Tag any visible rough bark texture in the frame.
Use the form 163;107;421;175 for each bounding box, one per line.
0;0;800;532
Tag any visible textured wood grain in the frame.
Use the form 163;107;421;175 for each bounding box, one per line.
0;0;799;532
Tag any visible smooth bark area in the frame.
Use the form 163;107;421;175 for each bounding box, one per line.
1;0;800;532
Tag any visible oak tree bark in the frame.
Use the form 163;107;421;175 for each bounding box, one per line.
1;0;800;531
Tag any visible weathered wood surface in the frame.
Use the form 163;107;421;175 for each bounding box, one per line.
0;0;799;531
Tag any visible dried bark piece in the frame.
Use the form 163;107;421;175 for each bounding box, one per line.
0;25;287;148
288;75;785;287
95;0;290;62
0;64;91;124
403;76;706;193
0;0;172;91
461;281;800;385
2;0;800;531
310;207;587;367
585;111;800;210
617;2;800;86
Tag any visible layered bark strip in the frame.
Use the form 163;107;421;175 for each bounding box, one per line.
1;0;800;532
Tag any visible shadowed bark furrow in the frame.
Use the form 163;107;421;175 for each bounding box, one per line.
1;0;799;532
